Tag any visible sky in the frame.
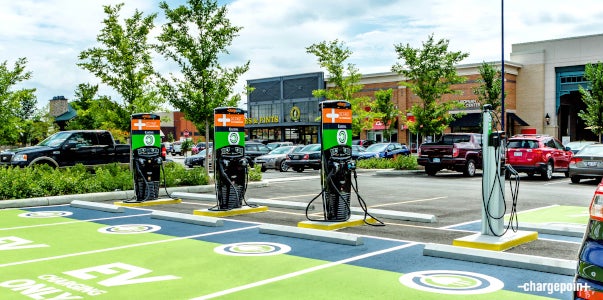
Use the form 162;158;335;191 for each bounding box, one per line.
2;0;603;111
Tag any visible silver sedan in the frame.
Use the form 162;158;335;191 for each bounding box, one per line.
569;144;603;183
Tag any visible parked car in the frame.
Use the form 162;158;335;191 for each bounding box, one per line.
285;143;322;172
171;141;183;156
505;134;573;180
163;142;173;153
266;141;294;151
0;130;130;168
569;144;603;183
352;139;376;147
565;141;598;154
192;142;213;154
351;145;366;160
244;142;271;167
357;142;410;160
574;179;603;299
184;148;212;169
417;133;482;177
254;145;303;172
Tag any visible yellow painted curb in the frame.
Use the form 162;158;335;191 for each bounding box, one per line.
114;198;182;207
297;216;375;231
193;206;268;217
453;231;538;251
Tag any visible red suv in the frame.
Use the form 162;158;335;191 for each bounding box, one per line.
505;134;573;180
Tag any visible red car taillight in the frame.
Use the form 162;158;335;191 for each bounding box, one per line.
452;147;459;158
589;182;603;222
161;146;167;160
286;155;291;160
303;154;309;160
571;157;583;164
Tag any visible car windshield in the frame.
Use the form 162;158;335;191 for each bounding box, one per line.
365;143;387;152
577;145;603;156
38;132;72;147
301;144;321;152
269;146;293;154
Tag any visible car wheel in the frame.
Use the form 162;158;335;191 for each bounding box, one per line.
294;167;304;173
571;176;581;184
279;160;289;172
260;166;267;172
564;171;569;178
541;161;553;181
425;166;438;176
527;172;535;177
463;159;476;177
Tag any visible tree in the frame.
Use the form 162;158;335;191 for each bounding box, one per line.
0;57;38;145
374;89;401;141
578;62;603;142
78;3;163;133
157;0;250;170
306;39;376;137
392;34;469;139
473;61;503;112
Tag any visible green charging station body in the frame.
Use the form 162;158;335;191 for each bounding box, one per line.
130;113;162;202
320;100;353;221
214;107;247;210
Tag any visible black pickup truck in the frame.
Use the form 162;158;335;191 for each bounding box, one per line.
0;130;130;167
417;133;483;177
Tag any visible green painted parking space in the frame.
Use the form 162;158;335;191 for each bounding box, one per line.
510;205;589;225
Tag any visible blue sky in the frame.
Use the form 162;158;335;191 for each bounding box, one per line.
2;0;603;111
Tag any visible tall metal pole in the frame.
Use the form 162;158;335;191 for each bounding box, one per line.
501;0;505;131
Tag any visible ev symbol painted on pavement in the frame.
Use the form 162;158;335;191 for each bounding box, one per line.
399;270;504;295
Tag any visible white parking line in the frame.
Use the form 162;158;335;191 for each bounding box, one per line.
0;213;152;231
370;196;447;208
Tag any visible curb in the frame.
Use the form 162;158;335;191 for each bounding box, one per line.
0;181;269;209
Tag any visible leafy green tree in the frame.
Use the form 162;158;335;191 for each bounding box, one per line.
392;34;469;139
157;0;250;170
374;89;401;141
0;57;37;145
306;39;376;137
473;62;503;112
78;3;163;132
578;62;603;142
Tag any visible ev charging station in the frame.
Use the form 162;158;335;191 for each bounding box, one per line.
320;100;353;222
452;104;537;251
300;100;383;229
212;107;247;210
128;113;163;203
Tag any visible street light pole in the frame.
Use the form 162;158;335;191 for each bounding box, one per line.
501;0;505;131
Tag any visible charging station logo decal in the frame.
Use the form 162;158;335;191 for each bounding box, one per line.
228;132;240;145
214;242;291;256
337;129;348;145
19;211;73;218
143;134;155;146
98;224;161;234
399;270;503;295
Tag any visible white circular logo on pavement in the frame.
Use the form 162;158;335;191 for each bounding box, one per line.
19;211;73;218
228;132;240;145
214;242;291;256
337;129;348;145
98;224;161;234
143;134;155;146
399;270;504;295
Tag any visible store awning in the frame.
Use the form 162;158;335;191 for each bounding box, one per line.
450;113;481;127
507;112;529;126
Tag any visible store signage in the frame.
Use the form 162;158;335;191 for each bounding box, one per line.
459;99;480;109
245;115;279;125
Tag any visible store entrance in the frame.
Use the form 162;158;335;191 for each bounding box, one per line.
285;126;318;145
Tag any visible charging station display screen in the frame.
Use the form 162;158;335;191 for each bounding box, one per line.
321;101;352;151
214;107;245;151
131;114;161;152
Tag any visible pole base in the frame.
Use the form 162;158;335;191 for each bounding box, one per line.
297;215;375;231
193;205;268;217
453;230;538;251
115;198;182;207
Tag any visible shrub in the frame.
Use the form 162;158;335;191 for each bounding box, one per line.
248;164;262;181
356;155;418;170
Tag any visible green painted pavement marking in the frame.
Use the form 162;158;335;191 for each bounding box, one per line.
509;205;589;225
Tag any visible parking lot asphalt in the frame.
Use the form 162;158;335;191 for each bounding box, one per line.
4;160;596;262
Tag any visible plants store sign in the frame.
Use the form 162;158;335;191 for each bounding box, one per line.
245;115;279;125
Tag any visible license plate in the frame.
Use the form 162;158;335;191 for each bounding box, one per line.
432;158;440;163
514;152;522;157
587;161;598;167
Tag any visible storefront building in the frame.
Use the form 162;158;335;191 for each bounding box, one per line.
246;72;324;145
245;33;603;147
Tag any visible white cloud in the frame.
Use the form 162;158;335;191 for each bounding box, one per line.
1;0;603;110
